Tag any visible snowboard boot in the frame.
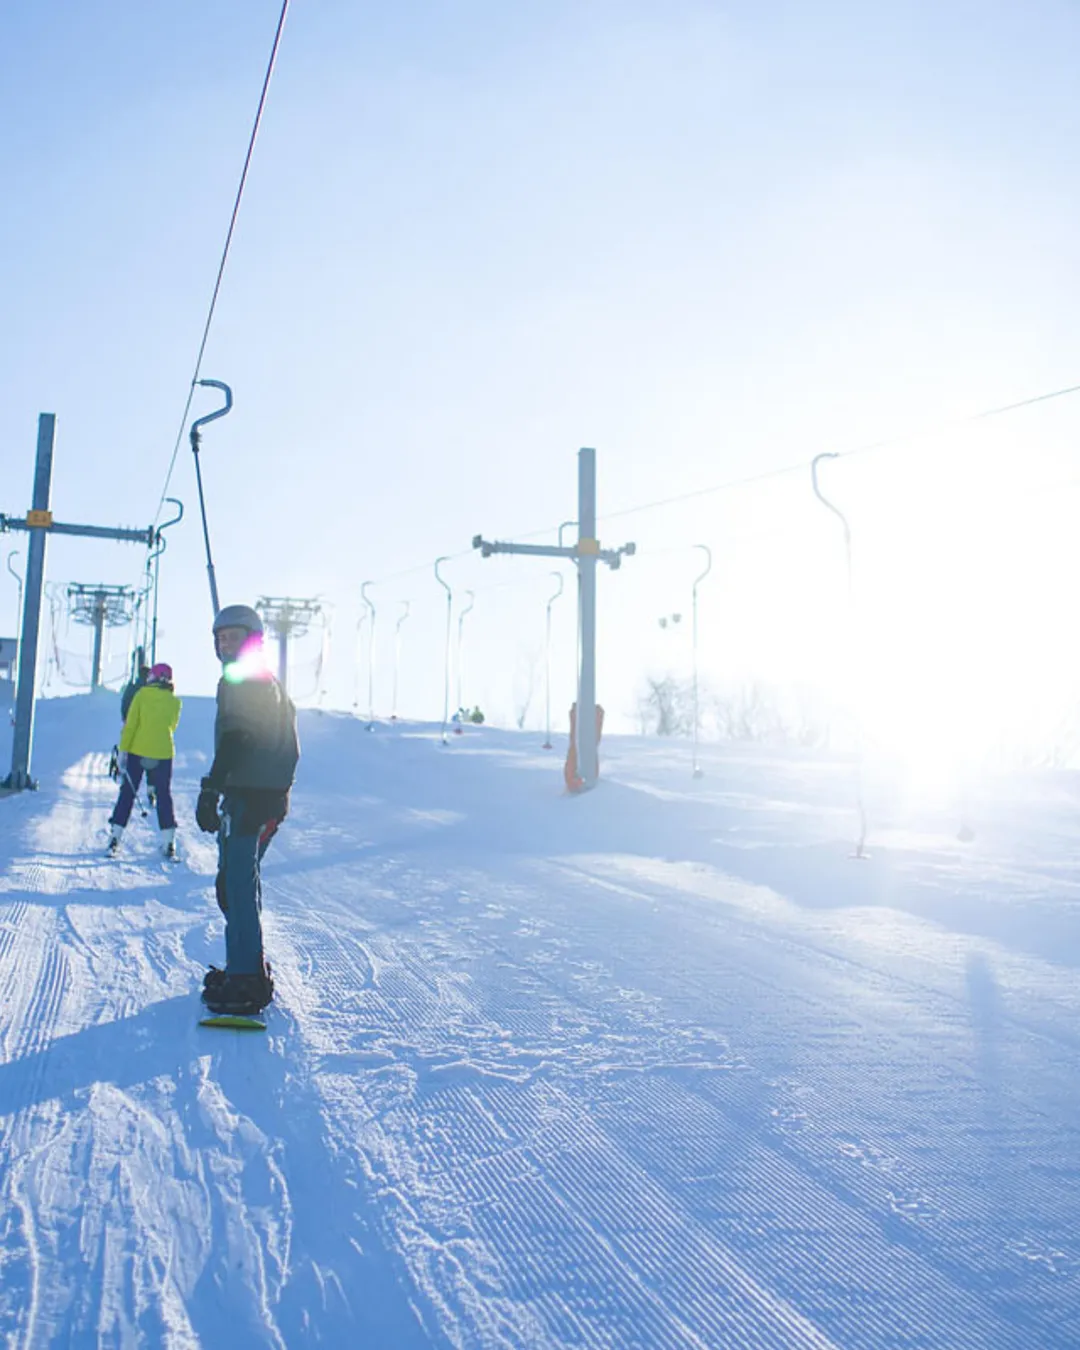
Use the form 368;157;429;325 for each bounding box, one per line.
202;962;274;1016
161;827;177;860
202;966;227;1001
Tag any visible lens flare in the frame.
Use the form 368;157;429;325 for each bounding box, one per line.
223;640;269;684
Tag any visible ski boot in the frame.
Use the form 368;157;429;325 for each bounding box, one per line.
106;823;124;856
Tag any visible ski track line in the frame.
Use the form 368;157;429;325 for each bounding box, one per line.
437;1079;839;1350
559;855;1080;1057
2;985;297;1346
587;1069;1019;1350
0;752;145;901
0;756;425;1347
268;850;1074;1347
266;884;615;1345
552;856;1080;1157
528;859;1080;1339
0;926;69;1350
265;869;865;1345
0;757;280;1347
5;737;1074;1348
193;909;441;1348
573;855;1080;1136
353;985;832;1345
735;846;1080;1024
439;922;1030;1349
0;900;28;971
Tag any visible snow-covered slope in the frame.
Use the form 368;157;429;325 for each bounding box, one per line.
1;694;1079;1347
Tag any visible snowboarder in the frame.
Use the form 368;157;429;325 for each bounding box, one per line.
107;663;181;857
197;604;299;1018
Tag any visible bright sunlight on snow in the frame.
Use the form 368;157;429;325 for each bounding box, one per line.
1;692;1079;1347
5;5;1080;1346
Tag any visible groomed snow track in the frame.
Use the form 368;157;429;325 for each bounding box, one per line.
1;694;1079;1347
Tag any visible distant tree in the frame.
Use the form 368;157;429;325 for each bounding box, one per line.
513;646;541;729
710;681;784;742
638;676;694;737
639;673;836;746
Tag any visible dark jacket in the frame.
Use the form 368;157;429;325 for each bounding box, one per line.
120;675;147;720
207;671;299;793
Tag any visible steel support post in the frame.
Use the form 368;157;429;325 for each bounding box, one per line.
90;591;106;690
6;415;55;789
576;447;599;788
277;625;289;691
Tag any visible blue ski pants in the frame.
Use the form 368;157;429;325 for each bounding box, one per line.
216;795;281;975
111;756;176;830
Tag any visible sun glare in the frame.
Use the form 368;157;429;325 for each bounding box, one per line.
847;449;1080;789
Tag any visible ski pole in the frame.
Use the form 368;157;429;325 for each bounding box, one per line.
121;760;149;819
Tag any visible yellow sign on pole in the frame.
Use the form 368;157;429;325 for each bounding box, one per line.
576;537;600;556
26;510;53;528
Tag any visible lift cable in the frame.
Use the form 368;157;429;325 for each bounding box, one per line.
594;379;1080;528
151;0;291;528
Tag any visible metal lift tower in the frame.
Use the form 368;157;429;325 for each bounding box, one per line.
472;447;634;792
255;597;323;694
1;414;157;791
66;584;137;690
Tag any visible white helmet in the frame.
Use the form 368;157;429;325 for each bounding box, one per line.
212;604;264;660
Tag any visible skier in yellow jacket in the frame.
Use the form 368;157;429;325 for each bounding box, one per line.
108;663;182;858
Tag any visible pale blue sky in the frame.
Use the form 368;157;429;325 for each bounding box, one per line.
3;1;1080;750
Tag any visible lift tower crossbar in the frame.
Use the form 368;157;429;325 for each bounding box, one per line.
1;415;161;792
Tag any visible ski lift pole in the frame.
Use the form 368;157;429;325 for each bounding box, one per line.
456;589;474;716
360;581;376;728
7;550;23;691
148;546;164;666
691;544;712;778
352;613;366;712
189;379;232;618
558;521;579;712
811;453;853;602
811;452;866;858
316;605;332;708
543;572;564;749
146;538;166;666
133;566;150;660
148;498;183;666
391;600;409;719
434;557;453;743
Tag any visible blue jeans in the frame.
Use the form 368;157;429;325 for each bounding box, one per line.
111;757;176;829
216;795;281;975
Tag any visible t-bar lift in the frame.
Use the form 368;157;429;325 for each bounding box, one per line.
472;447;634;791
1;414;160;791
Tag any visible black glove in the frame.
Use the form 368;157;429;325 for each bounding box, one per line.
196;779;221;834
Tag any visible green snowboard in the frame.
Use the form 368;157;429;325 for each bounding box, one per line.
199;1014;266;1031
